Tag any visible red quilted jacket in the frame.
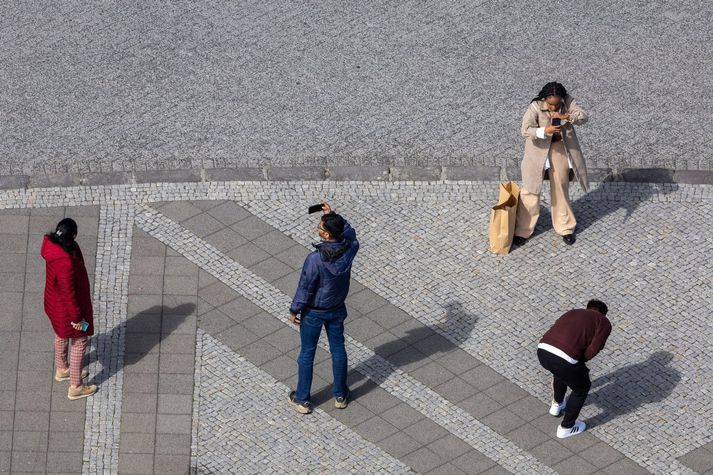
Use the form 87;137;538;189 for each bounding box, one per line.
41;236;94;338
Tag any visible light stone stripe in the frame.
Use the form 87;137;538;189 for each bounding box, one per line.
192;329;412;474
133;203;555;475
82;202;135;474
0;180;711;212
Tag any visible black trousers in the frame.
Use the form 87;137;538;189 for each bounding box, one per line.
537;349;591;428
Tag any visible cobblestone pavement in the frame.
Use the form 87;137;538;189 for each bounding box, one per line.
193;329;411;473
2;2;713;176
0;180;712;474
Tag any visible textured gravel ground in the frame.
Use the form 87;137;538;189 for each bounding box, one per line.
1;1;712;176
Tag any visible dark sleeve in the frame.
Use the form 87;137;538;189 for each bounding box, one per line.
290;255;320;315
341;219;359;251
584;317;612;361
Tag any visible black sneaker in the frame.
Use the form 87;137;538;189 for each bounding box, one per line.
334;389;350;409
512;236;528;247
563;234;576;245
288;391;313;414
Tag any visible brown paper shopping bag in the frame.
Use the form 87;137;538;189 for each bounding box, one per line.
488;181;520;255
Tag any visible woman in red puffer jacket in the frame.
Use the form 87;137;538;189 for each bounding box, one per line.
41;218;97;400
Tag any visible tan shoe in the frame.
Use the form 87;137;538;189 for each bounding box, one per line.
55;368;90;382
68;384;97;400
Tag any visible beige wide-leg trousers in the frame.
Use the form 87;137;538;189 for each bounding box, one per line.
515;140;576;238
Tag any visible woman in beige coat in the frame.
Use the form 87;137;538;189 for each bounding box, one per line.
514;82;589;246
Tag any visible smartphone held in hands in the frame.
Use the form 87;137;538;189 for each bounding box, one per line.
308;204;323;214
551;118;561;126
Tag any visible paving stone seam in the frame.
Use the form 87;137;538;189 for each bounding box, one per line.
133;203;554;475
190;310;204;472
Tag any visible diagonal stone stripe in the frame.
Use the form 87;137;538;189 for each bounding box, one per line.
82;202;135;473
240;193;700;475
192;329;412;473
133;203;555;474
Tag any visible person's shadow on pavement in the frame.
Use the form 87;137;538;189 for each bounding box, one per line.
586;350;680;428
518;172;681;245
87;303;195;387
572;174;679;233
311;301;478;405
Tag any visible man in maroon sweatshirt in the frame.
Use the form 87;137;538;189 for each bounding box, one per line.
537;300;611;438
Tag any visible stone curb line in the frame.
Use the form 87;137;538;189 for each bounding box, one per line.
1;166;712;190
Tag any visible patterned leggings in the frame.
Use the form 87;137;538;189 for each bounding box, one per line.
54;335;88;387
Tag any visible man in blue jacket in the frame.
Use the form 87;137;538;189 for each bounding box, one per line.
289;201;359;414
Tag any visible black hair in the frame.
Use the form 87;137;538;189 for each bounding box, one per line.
531;82;568;103
47;218;78;255
321;213;345;240
586;299;608;315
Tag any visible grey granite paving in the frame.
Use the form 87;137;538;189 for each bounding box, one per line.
158;198;638;474
1;2;712;176
192;329;410;474
118;229;197;475
1;180;712;474
135;203;553;474
242;183;712;474
0;206;98;474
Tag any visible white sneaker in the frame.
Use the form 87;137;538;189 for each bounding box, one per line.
557;421;586;439
549;399;566;416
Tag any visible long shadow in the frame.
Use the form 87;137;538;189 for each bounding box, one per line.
87;303;195;387
572;175;679;233
586;351;680;427
516;173;680;247
311;301;478;405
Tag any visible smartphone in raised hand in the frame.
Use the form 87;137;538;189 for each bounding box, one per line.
308;204;323;214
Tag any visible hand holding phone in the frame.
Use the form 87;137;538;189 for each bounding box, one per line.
309;201;332;214
551;118;561;126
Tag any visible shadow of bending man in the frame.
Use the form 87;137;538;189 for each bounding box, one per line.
586;351;680;427
311;301;478;405
88;303;195;387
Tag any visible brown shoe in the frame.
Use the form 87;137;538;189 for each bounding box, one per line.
68;384;97;400
55;368;90;382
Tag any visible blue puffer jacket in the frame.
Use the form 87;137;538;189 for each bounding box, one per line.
290;220;359;315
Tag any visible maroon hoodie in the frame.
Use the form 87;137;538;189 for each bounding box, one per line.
540;309;611;362
41;236;94;338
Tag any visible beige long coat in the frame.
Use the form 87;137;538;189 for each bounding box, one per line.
520;96;589;194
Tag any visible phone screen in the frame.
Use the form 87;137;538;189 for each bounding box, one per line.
551;118;561;126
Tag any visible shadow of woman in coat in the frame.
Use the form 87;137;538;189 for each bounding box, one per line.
571;172;679;234
87;303;195;387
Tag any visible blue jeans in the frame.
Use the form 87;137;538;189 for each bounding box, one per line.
295;306;348;403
